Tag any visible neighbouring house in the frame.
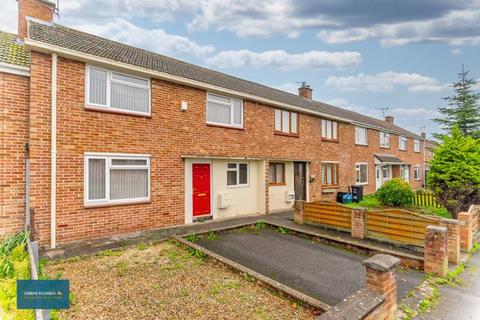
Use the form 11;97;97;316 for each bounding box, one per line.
422;133;438;186
1;0;426;248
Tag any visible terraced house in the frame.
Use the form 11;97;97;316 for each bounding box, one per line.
1;0;426;248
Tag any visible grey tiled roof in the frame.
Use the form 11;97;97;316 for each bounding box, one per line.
375;154;404;164
28;22;421;138
0;31;30;67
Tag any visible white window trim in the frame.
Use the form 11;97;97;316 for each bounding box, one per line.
206;92;243;129
355;162;369;185
414;139;421;153
355;126;368;146
85;65;151;116
380;132;390;148
399;136;407;151
84;152;151;207
414;165;421;180
226;162;250;188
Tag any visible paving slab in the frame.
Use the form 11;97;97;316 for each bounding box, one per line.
195;227;423;306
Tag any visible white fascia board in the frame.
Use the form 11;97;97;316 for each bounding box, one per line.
0;62;30;77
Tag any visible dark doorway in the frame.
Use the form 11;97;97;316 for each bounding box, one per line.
294;162;307;201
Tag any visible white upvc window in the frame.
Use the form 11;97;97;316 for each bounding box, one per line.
84;153;150;206
355;163;368;185
321;119;338;141
355;126;368;145
414;165;421;180
414;139;421;152
399;136;407;150
380;132;390;148
206;93;243;128
227;163;249;187
86;65;151;116
275;109;298;135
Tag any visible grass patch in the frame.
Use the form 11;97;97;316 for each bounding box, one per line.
185;234;200;243
277;227;289;234
115;261;128;277
344;194;381;208
136;242;147;250
97;249;123;257
206;232;218;240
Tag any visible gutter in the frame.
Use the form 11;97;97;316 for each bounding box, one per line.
50;53;57;249
0;62;30;77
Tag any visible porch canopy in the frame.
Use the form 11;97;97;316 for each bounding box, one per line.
374;154;404;165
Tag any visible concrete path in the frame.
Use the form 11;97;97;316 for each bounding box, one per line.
195;227;423;306
419;251;480;320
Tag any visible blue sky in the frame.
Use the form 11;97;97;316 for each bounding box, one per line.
2;0;479;137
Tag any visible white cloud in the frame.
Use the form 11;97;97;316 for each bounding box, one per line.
73;19;215;58
451;48;462;55
0;2;18;33
206;50;361;70
391;107;441;118
325;71;447;92
317;9;480;47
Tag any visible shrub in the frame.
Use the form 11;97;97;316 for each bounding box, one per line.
377;178;415;206
428;127;480;218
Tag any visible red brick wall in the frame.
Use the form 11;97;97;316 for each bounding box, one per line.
0;72;30;237
22;53;423;245
18;0;55;39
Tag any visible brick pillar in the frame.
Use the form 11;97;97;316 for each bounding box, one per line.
351;208;366;239
363;254;400;320
440;219;460;264
264;160;270;214
424;226;448;277
458;211;473;251
294;200;305;224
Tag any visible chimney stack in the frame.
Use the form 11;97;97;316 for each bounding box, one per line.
298;82;313;100
385;116;394;124
18;0;56;40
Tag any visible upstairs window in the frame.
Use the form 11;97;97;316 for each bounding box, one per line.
355;127;368;145
321;119;338;141
269;163;285;185
275;109;298;136
227;163;249;187
414;139;421;152
86;66;150;115
322;162;339;187
355;163;368;185
380;132;390;148
85;153;150;206
206;93;243;128
399;136;407;150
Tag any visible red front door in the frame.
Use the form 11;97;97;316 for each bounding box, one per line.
192;163;211;216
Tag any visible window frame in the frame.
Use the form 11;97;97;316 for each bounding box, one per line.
322;161;339;188
321;119;339;142
355;162;369;185
206;92;243;129
274;109;299;137
399;136;408;151
226;162;249;188
268;162;286;185
380;132;390;148
355;126;368;146
414;139;421;153
84;153;151;207
85;65;151;116
414;165;421;180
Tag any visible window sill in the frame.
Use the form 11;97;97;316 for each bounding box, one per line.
322;186;339;193
85;105;151;117
274;131;299;138
355;143;368;147
355;182;369;186
207;123;244;131
380;146;390;149
84;199;151;209
269;183;287;186
321;138;339;143
399;149;407;152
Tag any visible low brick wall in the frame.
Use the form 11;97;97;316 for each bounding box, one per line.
318;254;400;320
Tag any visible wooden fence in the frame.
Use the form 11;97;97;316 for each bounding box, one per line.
303;200;352;232
366;209;441;247
412;191;442;208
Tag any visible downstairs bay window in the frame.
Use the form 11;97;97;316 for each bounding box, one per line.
355;163;368;185
85;153;150;206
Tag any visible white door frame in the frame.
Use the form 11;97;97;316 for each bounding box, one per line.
184;158;215;224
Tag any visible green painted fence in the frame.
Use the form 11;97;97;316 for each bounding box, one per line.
412;191;442;208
